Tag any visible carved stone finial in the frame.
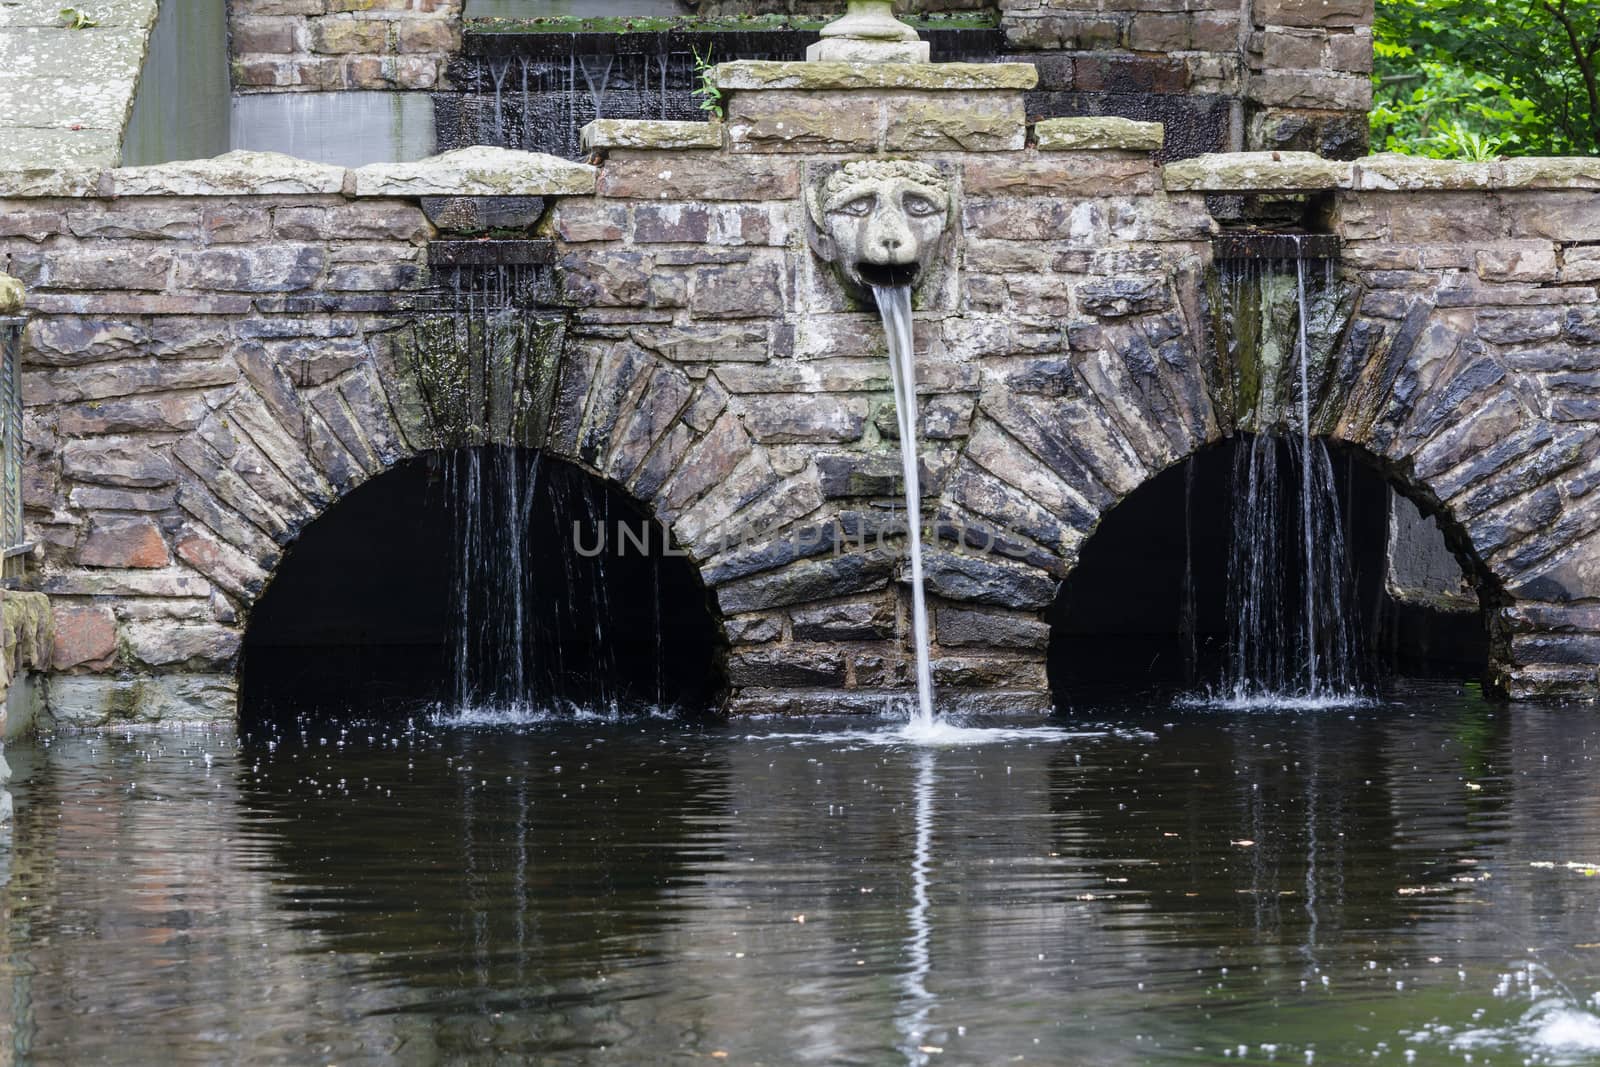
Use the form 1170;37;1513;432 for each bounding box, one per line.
807;1;931;64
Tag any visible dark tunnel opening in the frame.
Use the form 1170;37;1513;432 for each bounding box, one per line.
1048;433;1494;704
240;447;726;726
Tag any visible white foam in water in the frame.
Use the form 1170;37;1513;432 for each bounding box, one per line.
427;702;674;727
757;715;1107;748
1431;1000;1600;1064
1176;690;1380;713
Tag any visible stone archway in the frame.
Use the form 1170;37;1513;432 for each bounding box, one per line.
239;445;728;720
924;257;1597;703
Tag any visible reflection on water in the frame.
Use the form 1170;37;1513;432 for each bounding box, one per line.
899;752;936;1066
3;685;1600;1063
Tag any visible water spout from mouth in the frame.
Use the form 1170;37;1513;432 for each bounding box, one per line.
872;283;936;729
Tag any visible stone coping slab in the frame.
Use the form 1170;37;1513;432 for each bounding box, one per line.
0;147;597;199
109;150;347;196
352;146;597;197
1163;151;1354;192
711;60;1038;92
0;164;103;198
1353;153;1600;191
0;6;158;171
1035;117;1163;152
1165;151;1600;193
581;119;723;152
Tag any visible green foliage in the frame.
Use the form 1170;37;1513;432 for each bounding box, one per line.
692;46;723;121
58;7;98;29
1373;0;1600;157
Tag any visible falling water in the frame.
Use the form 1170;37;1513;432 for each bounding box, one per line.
872;285;936;727
1216;252;1365;707
445;446;540;711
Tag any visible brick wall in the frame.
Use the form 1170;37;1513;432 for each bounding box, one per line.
1002;0;1372;157
230;0;1372;156
230;0;463;93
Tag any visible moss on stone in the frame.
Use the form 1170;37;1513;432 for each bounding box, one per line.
0;273;23;314
1;592;54;693
399;312;566;450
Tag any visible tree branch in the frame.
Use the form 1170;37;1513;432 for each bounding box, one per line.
1544;0;1600;146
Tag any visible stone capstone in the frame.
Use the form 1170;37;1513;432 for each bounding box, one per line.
712;61;1038;93
1163;151;1354;192
1035;117;1164;152
352;147;597;198
109;150;346;196
581;120;723;152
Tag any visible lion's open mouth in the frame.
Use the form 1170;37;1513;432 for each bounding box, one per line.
856;262;920;288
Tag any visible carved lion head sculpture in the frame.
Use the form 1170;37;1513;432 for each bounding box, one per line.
806;160;953;295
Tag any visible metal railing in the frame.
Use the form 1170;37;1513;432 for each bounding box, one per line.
0;316;25;568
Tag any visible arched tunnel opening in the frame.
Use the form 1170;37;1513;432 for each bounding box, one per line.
1048;433;1496;703
241;447;726;725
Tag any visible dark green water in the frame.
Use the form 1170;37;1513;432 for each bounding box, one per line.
2;683;1599;1065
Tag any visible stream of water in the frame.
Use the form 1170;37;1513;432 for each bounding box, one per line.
873;284;937;730
1210;252;1366;710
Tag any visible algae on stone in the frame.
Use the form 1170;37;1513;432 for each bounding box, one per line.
1035;117;1164;153
0;273;23;315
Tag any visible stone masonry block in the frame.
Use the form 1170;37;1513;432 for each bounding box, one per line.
883;93;1027;153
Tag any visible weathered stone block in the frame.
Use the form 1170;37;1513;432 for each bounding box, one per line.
635;203;713;244
691;259;785;319
175;246;324;292
791;598;896;642
740;395;868;443
728;647;846;687
78;517;171;569
597;154;800;202
50;603;117;671
883;93;1027;153
716;549;897;614
45;673;237;726
61;438;176;489
40;248;173;292
1476;244;1559;284
310;17;387;54
123;622;241;670
936;606;1051;650
1255;0;1372;28
726;613;782;645
922;550;1058;609
1078;276;1169;317
727;91;880;154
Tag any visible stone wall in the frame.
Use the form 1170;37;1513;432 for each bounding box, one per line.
0;148;564;723
230;0;463;92
0;81;1595;723
1004;0;1371;157
229;1;1370;158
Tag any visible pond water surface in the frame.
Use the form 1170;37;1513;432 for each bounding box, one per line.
4;682;1600;1065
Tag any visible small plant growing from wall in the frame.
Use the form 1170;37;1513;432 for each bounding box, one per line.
58;7;98;28
692;46;723;120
